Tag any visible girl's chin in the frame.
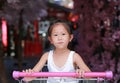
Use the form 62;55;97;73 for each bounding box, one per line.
56;47;67;50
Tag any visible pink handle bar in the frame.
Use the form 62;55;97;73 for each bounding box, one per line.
13;71;113;79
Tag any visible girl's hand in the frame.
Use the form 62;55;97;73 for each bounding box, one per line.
76;69;85;78
22;69;35;73
22;69;35;82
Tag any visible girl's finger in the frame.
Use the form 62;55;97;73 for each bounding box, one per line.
76;69;85;78
81;70;85;78
22;70;25;72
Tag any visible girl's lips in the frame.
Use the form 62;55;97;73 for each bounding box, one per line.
57;42;64;44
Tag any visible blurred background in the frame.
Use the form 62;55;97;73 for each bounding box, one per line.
0;0;120;83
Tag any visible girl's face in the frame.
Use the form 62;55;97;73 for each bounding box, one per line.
48;24;73;49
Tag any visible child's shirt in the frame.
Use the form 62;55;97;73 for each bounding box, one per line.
47;50;78;83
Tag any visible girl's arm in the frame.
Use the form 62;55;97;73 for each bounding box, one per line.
74;53;91;78
74;53;91;72
22;52;48;82
32;52;48;72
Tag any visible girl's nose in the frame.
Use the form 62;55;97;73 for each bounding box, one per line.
58;35;62;40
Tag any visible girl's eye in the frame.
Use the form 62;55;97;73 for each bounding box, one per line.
62;33;65;35
53;34;58;36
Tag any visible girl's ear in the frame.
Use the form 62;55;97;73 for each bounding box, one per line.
48;36;53;44
70;34;73;42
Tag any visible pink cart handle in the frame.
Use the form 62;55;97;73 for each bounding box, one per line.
13;71;113;80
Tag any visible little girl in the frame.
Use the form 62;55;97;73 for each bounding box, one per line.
23;21;91;83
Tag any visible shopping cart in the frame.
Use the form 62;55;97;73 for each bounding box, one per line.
12;71;113;83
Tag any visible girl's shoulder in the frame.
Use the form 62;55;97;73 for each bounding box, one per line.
70;50;79;55
42;50;52;57
73;52;83;60
42;51;49;57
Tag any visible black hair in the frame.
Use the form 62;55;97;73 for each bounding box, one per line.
47;20;73;36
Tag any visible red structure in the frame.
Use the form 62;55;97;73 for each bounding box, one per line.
1;19;8;47
24;20;43;57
